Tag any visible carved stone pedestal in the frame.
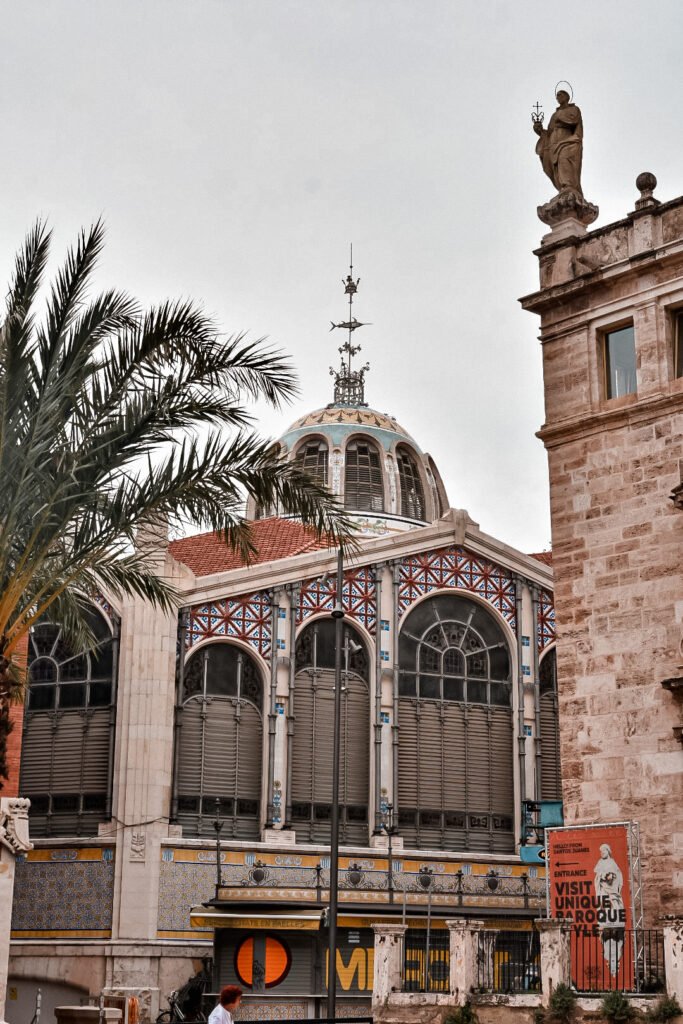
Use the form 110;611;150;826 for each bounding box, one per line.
538;188;599;243
0;799;32;1024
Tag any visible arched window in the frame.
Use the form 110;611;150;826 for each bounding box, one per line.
397;594;514;853
397;446;426;520
175;643;263;839
296;439;329;488
428;457;445;519
344;438;384;512
20;606;116;837
291;619;370;844
539;648;561;801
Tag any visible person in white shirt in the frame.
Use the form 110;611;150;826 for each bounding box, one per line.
207;985;242;1024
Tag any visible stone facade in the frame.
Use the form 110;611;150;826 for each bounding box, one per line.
520;180;683;922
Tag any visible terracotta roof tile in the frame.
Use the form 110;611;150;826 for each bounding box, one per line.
168;517;328;576
529;550;553;567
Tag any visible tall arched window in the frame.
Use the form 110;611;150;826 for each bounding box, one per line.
539;648;561;801
428;457;445;519
397;446;426;520
344;438;384;512
296;438;329;487
20;606;117;837
397;594;514;853
291;619;370;844
175;643;263;839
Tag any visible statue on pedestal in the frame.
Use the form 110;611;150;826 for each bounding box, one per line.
531;84;598;234
534;89;584;196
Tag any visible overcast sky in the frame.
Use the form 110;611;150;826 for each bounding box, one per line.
2;0;682;553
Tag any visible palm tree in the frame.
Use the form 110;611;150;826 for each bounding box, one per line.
0;220;352;786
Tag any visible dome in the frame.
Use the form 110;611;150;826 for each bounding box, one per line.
247;254;449;535
280;404;421;453
273;401;449;536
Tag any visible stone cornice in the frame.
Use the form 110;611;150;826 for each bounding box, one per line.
537;388;683;449
520;237;683;315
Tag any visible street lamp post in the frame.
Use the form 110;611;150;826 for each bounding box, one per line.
326;547;345;1021
418;866;434;992
378;803;398;904
213;797;224;896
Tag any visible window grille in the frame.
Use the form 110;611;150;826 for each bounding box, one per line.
539;648;561;801
20;608;116;837
397;594;514;852
344;439;385;513
174;643;263;839
296;439;329;488
291;619;370;844
397;446;426;521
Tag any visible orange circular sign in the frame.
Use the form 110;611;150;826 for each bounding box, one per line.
234;935;291;989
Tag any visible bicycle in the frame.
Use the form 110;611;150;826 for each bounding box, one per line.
156;959;212;1024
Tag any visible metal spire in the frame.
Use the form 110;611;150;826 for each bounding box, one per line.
329;244;370;405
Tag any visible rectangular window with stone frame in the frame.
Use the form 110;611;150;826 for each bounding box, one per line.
603;323;637;399
674;309;683;379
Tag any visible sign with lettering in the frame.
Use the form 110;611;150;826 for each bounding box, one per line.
547;824;636;991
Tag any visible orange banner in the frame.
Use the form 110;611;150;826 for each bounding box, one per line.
547;824;635;991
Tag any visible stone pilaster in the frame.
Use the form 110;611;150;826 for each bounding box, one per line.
0;798;32;1024
372;923;406;1008
447;919;485;1005
662;918;683;1005
537;919;572;1007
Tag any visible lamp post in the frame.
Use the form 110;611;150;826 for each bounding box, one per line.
326;547;345;1021
378;802;398;904
213;797;224;896
418;866;434;992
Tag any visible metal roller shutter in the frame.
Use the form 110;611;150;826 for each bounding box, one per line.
292;668;369;845
176;697;262;840
540;691;561;800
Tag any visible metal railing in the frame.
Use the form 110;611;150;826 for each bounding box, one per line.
477;929;541;993
571;928;665;993
403;927;451;993
215;860;545;911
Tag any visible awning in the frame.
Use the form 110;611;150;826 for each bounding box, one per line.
190;909;323;931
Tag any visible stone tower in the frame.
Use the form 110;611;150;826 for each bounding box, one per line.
521;173;683;923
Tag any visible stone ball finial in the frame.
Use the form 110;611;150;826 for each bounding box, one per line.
636;172;657;196
635;172;659;212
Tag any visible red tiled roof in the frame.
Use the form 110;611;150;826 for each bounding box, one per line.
529;550;553;567
168;517;329;576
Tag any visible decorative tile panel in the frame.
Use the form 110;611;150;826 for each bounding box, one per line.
398;546;517;631
297;567;376;635
158;857;216;935
186;591;272;657
538;588;556;651
11;847;115;937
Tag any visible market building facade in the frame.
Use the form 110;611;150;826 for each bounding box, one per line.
6;297;557;1021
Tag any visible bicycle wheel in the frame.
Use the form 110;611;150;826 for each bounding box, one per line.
156;1013;173;1024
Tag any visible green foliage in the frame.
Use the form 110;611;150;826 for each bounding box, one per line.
534;1008;547;1024
601;990;635;1023
646;995;682;1022
444;1002;479;1024
548;982;577;1024
0;219;353;783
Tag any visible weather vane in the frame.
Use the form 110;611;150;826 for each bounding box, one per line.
329;244;371;406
